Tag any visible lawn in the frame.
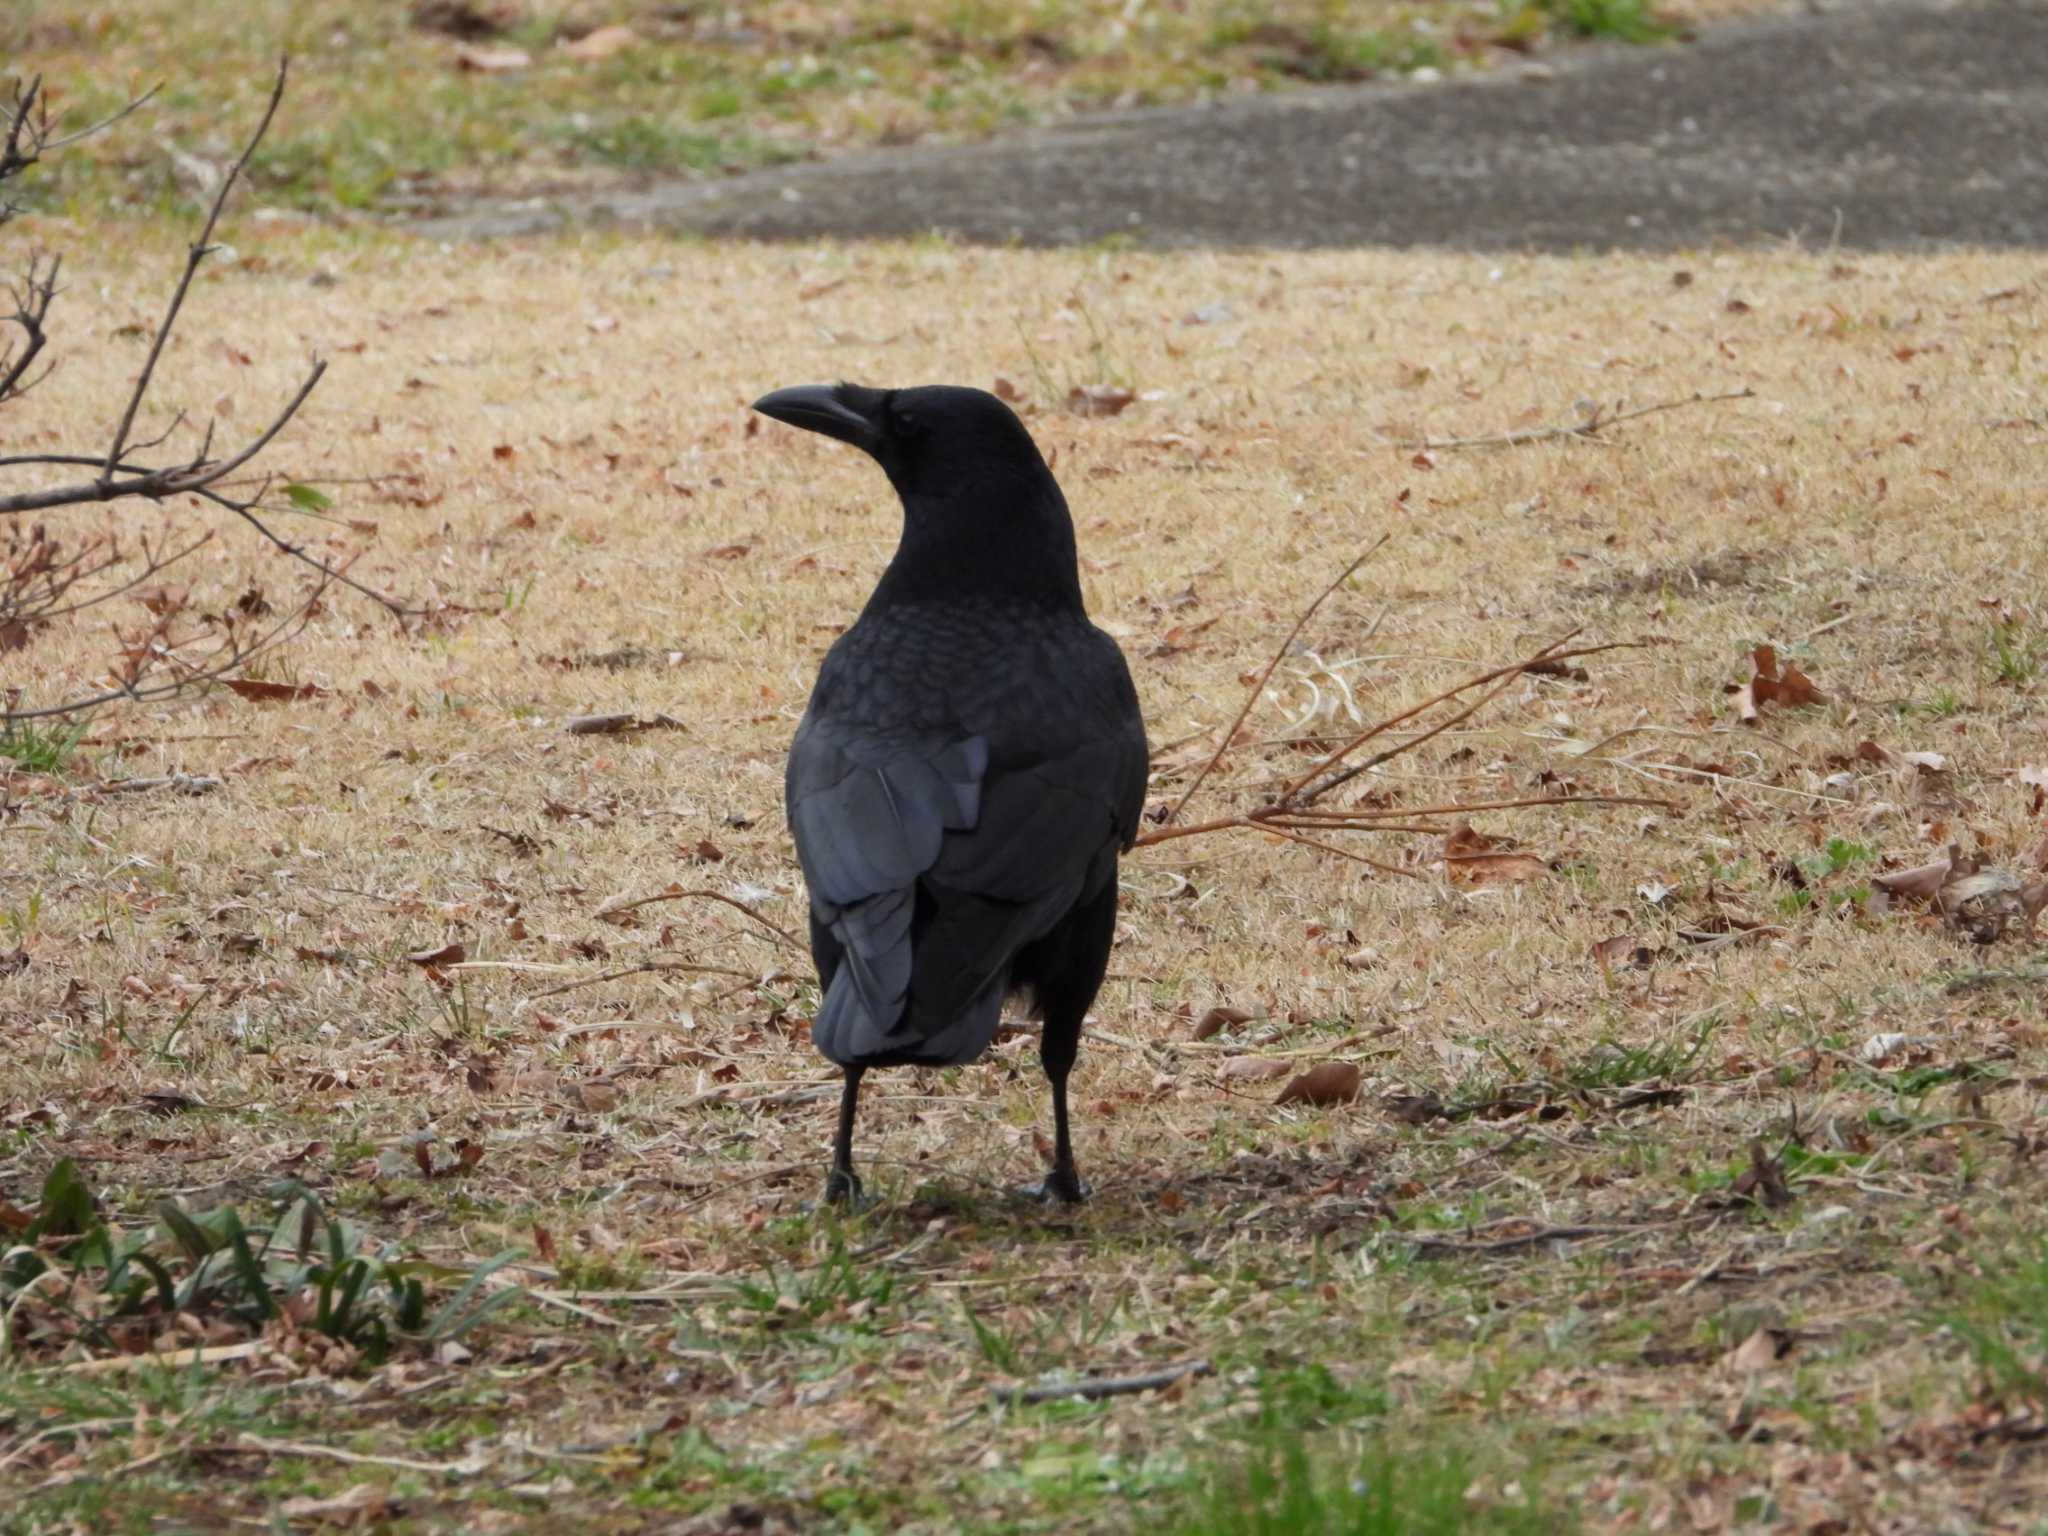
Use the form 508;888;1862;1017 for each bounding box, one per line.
17;0;1764;219
5;96;2048;1536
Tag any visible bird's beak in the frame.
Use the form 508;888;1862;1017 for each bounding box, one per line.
751;384;881;453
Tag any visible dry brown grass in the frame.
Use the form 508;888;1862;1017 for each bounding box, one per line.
4;225;2048;1531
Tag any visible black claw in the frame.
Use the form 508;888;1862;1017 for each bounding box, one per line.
1017;1170;1090;1205
822;1168;865;1207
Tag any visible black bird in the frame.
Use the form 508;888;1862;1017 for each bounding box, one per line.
753;382;1148;1206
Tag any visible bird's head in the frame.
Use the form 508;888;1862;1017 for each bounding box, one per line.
751;382;1052;504
753;381;1080;606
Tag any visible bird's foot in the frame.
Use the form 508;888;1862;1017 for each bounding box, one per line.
807;1168;873;1213
1016;1167;1090;1205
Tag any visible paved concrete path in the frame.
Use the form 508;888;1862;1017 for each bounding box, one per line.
423;0;2048;251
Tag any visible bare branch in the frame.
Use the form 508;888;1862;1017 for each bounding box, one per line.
37;530;214;621
1;361;326;517
0;61;409;721
1278;635;1633;808
212;481;412;619
98;58;289;478
0;448;414;620
0;253;57;401
42;83;162;153
1159;534;1387;829
1128;537;1684;878
0;76;47;190
1;559;337;723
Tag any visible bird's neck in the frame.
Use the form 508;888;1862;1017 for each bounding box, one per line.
869;486;1085;612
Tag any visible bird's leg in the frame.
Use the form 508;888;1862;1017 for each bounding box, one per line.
822;1065;866;1206
1020;1013;1089;1204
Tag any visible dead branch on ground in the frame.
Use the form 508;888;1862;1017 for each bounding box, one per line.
1135;541;1682;871
994;1359;1213;1405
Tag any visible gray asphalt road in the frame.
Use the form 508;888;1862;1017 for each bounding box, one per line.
422;0;2048;251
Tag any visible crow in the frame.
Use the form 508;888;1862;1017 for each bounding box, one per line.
753;382;1148;1206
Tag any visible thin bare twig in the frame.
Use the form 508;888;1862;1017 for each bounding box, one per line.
1233;820;1421;879
0;253;58;401
0;78;56;227
1161;536;1387;827
0;450;409;625
1281;632;1600;806
233;1432;485;1478
994;1359;1212;1405
1;362;328;517
42;84;162;153
1405;1223;1657;1256
98;61;288;479
1;561;336;722
593;888;804;951
1126;526;1684;878
0;60;418;719
1279;793;1674;819
1409;388;1755;452
527;959;755;999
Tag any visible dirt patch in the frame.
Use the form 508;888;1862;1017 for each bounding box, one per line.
1585;548;1774;598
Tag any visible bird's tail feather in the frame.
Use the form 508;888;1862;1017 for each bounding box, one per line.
812;968;1005;1067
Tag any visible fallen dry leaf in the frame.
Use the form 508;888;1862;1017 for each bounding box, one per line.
1859;1031;1918;1063
454;42;530;71
224;677;328;703
1192;1005;1252;1041
1858;739;1948;772
564;712;683;736
1940;868;2030;943
2020;764;2048;815
1731;645;1824;723
2021;880;2047;929
1730;679;1759;726
1275;1061;1363;1106
1592;931;1643;982
1441;823;1550;884
1726;1325;1791;1374
406;942;466;967
1873;854;1954;901
1730;1137;1794;1208
562;23;638;59
1066;384;1136;418
568;1080;620;1113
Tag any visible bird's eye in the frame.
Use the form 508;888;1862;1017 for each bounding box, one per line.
892;409;923;440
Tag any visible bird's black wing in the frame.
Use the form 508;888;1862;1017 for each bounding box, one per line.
788;620;1145;1067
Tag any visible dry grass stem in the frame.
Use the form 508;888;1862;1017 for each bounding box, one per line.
1409;385;1757;450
